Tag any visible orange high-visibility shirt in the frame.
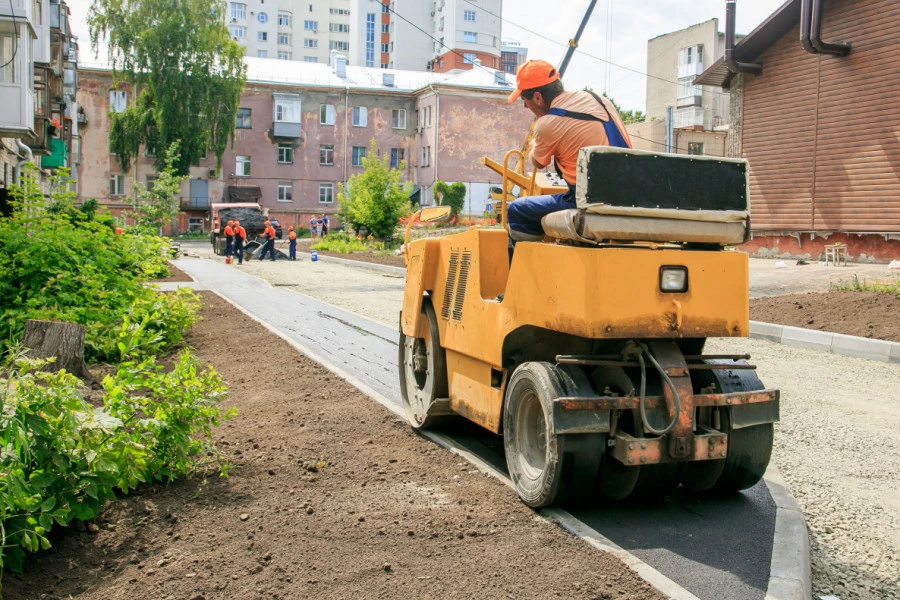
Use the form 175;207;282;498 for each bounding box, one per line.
235;226;246;240
288;231;297;241
224;225;234;236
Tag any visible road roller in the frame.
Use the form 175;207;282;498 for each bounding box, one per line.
399;147;779;507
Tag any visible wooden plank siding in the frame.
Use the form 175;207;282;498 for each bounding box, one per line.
741;0;900;233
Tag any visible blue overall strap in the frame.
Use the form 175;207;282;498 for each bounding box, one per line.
545;92;631;149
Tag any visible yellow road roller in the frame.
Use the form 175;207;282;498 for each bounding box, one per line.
399;147;779;507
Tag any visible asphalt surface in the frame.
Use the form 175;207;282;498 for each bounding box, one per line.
171;256;777;600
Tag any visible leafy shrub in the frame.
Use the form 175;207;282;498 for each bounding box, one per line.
311;233;368;254
434;180;467;216
337;139;411;239
0;349;234;578
0;165;195;362
832;273;900;298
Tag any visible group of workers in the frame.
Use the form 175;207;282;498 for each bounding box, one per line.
221;219;301;263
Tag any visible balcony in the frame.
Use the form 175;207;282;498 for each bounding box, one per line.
674;107;705;130
41;138;68;169
181;196;210;209
677;61;704;79
26;117;52;154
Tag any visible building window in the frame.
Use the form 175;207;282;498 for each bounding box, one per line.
109;174;125;196
304;56;318;62
236;108;251;128
319;183;334;204
381;43;389;53
422;105;432;127
320;144;335;165
420;146;431;167
390;148;405;169
257;50;268;58
258;31;268;41
365;13;375;67
235;155;251;176
258;12;268;23
320;104;335;125
462;52;476;64
279;33;292;45
381;23;389;34
304;20;318;31
329;40;349;51
330;8;350;15
278;51;292;60
464;9;476;21
277;182;293;202
382;2;390;13
230;2;246;20
304;38;317;48
352;106;368;127
109;90;127;113
687;142;705;156
278;12;292;27
329;23;350;33
275;97;301;123
351;146;367;167
278;143;293;163
391;109;406;129
463;31;477;43
230;25;246;39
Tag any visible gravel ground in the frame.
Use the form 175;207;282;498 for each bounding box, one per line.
183;242;900;599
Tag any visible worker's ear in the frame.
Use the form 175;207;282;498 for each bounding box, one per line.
531;91;544;106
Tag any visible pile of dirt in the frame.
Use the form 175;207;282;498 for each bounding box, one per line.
3;291;663;600
750;290;900;342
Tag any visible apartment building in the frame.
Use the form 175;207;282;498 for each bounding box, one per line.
627;19;731;157
226;0;503;73
76;58;532;232
500;40;528;75
0;0;80;213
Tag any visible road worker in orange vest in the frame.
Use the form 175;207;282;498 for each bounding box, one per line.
288;226;297;260
260;220;277;261
233;220;246;264
223;220;235;257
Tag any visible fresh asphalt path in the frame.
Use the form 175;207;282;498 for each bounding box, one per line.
172;257;776;600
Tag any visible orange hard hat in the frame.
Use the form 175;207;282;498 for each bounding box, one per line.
234;220;240;226
508;59;559;103
264;220;270;226
288;226;294;231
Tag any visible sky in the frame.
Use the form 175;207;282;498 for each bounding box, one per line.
65;0;787;112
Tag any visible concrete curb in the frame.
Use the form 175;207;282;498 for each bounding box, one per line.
750;320;900;363
296;251;407;276
763;465;812;600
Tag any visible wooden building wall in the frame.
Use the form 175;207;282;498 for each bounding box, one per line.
741;0;900;233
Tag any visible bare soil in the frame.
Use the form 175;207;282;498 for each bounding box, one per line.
750;290;900;343
153;263;193;283
297;239;406;268
3;290;663;600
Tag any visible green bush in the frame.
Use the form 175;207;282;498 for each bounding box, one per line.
311;233;368;254
0;165;196;362
434;181;467;216
337;139;411;239
0;349;234;578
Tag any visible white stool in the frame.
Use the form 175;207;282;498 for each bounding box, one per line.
824;244;848;266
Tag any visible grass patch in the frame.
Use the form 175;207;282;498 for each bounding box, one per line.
832;273;900;298
311;233;368;254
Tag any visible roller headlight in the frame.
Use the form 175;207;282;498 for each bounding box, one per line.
659;266;688;293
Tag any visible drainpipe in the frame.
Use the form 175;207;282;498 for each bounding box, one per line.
429;85;439;199
802;0;851;56
14;139;34;183
343;84;350;184
724;1;762;75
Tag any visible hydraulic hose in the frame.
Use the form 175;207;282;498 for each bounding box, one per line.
625;341;681;436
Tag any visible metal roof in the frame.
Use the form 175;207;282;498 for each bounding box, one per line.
694;0;801;88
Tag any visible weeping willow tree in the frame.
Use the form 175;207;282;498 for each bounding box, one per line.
89;0;247;176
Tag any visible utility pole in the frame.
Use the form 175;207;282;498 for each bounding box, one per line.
666;106;674;153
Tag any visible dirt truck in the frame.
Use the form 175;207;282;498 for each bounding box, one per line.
210;203;268;255
399;147;779;508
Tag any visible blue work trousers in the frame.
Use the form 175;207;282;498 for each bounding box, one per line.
506;186;575;261
261;238;276;261
289;239;297;260
225;236;234;256
234;243;244;264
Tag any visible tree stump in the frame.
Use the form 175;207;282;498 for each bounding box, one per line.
22;319;93;380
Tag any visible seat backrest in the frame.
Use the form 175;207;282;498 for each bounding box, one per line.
575;147;749;218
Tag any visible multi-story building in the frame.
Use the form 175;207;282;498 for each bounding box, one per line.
500;40;527;75
1;0;80;213
76;57;531;232
226;0;502;73
626;19;731;157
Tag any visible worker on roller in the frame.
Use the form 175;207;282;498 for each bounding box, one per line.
233;220;246;264
287;226;297;261
260;220;277;261
223;220;235;258
506;59;633;258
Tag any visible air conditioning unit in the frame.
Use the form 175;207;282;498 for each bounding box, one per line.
415;126;423;133
232;18;237;22
208;169;217;178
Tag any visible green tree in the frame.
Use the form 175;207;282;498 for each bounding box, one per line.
604;95;645;124
133;142;186;231
338;140;412;239
89;0;246;176
433;181;467;217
